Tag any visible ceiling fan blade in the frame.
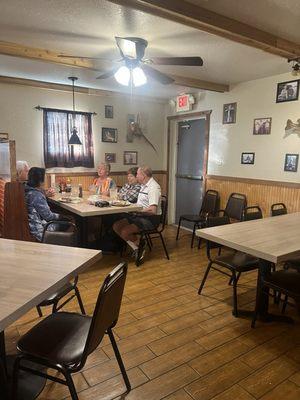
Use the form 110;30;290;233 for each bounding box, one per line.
141;64;174;85
115;36;137;59
150;56;203;66
96;68;119;79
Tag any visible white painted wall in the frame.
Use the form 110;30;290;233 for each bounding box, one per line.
167;71;300;183
0;83;167;172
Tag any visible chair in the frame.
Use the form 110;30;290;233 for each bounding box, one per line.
271;203;287;216
198;212;259;316
251;269;300;328
36;220;85;317
223;192;247;221
242;206;263;221
176;189;219;248
12;263;131;400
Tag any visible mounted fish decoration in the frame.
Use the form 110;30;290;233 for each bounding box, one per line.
126;113;157;153
284;119;300;138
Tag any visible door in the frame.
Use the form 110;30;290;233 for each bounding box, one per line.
175;118;206;228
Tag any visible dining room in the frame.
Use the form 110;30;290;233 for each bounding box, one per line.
1;1;300;399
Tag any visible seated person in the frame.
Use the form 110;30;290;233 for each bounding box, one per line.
25;167;62;241
17;160;55;197
113;166;161;265
118;167;141;203
93;162;116;196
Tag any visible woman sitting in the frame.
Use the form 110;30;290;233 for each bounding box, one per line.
93;162;116;196
25;167;61;241
118;167;141;203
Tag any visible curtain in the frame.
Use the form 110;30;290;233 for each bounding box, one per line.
43;110;94;168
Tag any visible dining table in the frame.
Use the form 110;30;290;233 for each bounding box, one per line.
196;212;300;322
0;238;101;400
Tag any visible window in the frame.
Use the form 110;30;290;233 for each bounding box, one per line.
43;110;94;168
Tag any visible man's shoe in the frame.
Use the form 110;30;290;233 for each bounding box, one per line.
135;238;147;266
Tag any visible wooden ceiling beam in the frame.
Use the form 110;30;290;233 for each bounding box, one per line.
109;0;300;59
170;74;229;92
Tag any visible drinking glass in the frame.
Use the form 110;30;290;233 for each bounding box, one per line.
109;187;118;200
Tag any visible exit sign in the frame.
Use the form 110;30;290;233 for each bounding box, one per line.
176;94;193;112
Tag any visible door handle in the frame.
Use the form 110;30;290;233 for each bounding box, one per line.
176;174;203;181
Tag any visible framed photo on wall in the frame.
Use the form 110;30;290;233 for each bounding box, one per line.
241;152;255;164
253;117;272;135
102;128;118;143
284;153;299;172
104;153;116;163
276;80;299;103
223;102;237;124
105;105;113;119
124;151;138;165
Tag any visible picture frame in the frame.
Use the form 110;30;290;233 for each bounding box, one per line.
102;128;118;143
223;102;237;124
276;80;299;103
104;153;116;163
124;151;138;165
0;132;9;141
284;153;299;172
253;117;272;135
105;105;113;119
241;152;255;165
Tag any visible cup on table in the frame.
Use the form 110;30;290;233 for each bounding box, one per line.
109;187;118;200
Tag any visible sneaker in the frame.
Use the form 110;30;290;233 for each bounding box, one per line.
135;238;147;266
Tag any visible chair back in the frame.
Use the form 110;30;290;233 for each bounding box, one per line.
242;206;263;221
225;192;247;221
206;213;230;259
200;190;219;216
3;181;35;241
82;262;128;363
42;221;78;247
271;203;287;217
157;195;168;233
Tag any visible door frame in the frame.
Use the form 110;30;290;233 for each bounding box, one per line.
166;110;212;223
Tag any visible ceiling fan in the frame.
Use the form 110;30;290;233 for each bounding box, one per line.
59;36;203;87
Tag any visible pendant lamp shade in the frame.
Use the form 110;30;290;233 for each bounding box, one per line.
69;127;82;145
68;76;82;146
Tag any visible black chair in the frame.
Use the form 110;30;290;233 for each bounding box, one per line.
242;206;263;221
36;221;85;317
12;263;131;400
271;203;287;216
252;269;300;328
176;189;219;248
223;192;247;221
198;212;259;316
140;195;170;262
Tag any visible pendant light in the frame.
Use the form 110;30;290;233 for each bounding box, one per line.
68;76;82;145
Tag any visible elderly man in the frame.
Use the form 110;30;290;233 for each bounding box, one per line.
113;165;161;266
16;160;55;197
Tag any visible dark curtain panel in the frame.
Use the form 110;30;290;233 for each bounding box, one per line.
43;110;94;168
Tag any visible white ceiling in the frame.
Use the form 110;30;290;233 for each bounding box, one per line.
0;0;296;98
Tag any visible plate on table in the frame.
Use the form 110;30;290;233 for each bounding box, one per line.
59;197;82;204
110;200;131;207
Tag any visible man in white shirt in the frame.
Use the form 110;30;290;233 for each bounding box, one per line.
113;165;161;266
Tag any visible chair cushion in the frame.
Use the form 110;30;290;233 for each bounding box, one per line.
38;282;74;305
181;214;205;223
17;312;91;367
265;270;300;297
214;251;259;271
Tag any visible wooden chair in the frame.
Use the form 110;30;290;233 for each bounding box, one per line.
271;203;287;216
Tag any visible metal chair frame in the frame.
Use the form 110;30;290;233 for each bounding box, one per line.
270;203;288;217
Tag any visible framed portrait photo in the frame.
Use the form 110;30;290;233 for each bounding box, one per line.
241;152;255;165
105;153;116;163
223;102;237;124
124;151;138;165
253;117;272;135
102;128;118;143
276;80;299;103
284;153;299;172
105;105;113;119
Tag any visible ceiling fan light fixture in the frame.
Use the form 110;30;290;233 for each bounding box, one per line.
132;67;147;87
114;66;131;86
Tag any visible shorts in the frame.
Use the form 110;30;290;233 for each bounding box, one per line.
126;214;161;231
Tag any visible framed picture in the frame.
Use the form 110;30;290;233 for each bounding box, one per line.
253;117;272;135
276;80;299;103
241;152;255;164
124;151;138;165
105;105;113;119
223;102;237;124
0;132;9;141
284;153;299;172
102;128;118;143
105;153;116;163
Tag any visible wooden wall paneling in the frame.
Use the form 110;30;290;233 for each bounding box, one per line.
0;178;5;236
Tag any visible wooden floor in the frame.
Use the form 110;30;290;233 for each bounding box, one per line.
6;226;300;400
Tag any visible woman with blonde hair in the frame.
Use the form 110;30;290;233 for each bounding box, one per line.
93;162;116;196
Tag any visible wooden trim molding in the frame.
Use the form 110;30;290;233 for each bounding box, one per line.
45;170;167;177
206;174;300;189
167;110;212;121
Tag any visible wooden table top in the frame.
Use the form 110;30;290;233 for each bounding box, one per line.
0;239;101;331
49;193;142;217
196;212;300;264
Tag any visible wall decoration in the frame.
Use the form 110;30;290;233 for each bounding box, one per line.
126;113;157;152
102;128;118;143
253;117;272;135
124;151;138;165
241;152;255;164
284;119;300;138
284;153;299;172
105;153;116;163
223;102;237;124
0;133;9;141
105;105;113;119
276;80;299;103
